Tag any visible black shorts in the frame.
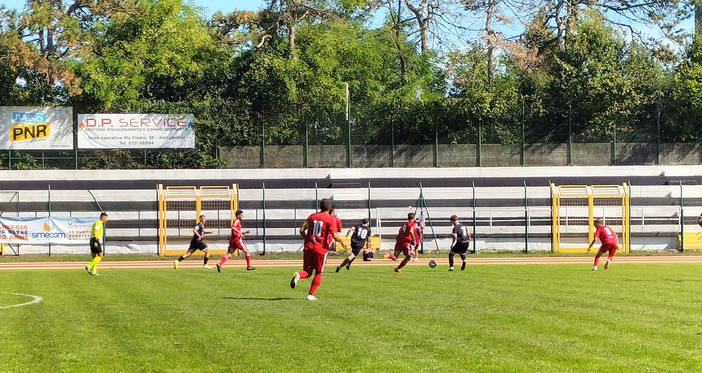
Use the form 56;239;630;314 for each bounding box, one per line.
90;238;102;254
451;241;470;254
187;240;208;253
351;243;364;256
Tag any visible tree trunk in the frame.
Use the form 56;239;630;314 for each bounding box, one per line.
485;0;495;81
392;0;407;82
555;0;566;52
404;0;429;55
419;18;428;54
288;21;296;58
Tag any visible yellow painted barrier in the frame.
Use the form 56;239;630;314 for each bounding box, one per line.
679;232;702;250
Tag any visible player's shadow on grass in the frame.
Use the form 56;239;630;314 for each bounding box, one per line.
224;297;298;301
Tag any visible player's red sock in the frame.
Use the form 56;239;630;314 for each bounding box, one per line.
309;273;322;295
246;254;251;267
397;258;409;270
299;271;310;279
219;256;228;266
607;255;614;262
594;256;600;267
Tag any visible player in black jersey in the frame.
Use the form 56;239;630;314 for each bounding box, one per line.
174;215;213;270
336;218;371;272
449;215;471;271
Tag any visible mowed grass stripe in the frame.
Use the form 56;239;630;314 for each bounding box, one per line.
0;264;701;372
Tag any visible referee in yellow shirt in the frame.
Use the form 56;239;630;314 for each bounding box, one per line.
86;212;108;276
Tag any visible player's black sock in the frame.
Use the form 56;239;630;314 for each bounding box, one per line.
448;253;454;267
178;256;185;262
204;257;209;265
460;253;466;262
340;258;350;268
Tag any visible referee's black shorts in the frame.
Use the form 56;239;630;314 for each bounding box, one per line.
90;238;102;254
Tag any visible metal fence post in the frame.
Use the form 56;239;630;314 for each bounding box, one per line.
680;181;684;253
477;120;482;167
472;181;477;253
260;123;265;168
433;126;438;167
524;181;528;254
568;104;572;166
521;99;525;166
304;122;309;167
390;122;395;167
367;182;371;222
346;83;351;168
262;182;266;255
48;184;51;257
656;108;661;165
611;124;617;166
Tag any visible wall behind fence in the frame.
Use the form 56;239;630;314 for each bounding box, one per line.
220;143;702;168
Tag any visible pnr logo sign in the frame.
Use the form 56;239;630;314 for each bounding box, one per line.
11;112;49;142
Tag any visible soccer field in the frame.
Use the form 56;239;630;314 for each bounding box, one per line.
1;263;701;372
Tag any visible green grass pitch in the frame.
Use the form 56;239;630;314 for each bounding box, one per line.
1;263;701;372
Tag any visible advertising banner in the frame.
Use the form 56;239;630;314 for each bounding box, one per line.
77;114;195;149
0;216;98;244
0;106;74;150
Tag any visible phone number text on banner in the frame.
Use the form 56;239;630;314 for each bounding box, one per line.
77;114;195;149
0;217;98;244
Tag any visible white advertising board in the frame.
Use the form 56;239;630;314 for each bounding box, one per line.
78;114;195;149
0;106;73;150
0;216;98;244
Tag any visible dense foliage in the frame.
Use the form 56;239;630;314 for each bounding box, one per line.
0;0;699;168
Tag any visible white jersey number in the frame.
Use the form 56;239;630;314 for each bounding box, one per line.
312;221;324;237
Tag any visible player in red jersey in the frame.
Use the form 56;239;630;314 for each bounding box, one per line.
327;207;343;250
217;210;254;272
587;219;619;271
291;198;348;300
393;212;417;273
411;224;423;262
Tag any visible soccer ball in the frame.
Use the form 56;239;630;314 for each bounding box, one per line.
428;260;437;268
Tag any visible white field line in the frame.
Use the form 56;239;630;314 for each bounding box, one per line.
0;292;42;309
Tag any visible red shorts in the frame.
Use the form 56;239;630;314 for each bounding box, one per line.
394;241;413;257
598;242;618;256
303;248;328;274
228;238;246;253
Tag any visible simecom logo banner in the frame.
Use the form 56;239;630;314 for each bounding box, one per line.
0;216;98;244
0;107;73;150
